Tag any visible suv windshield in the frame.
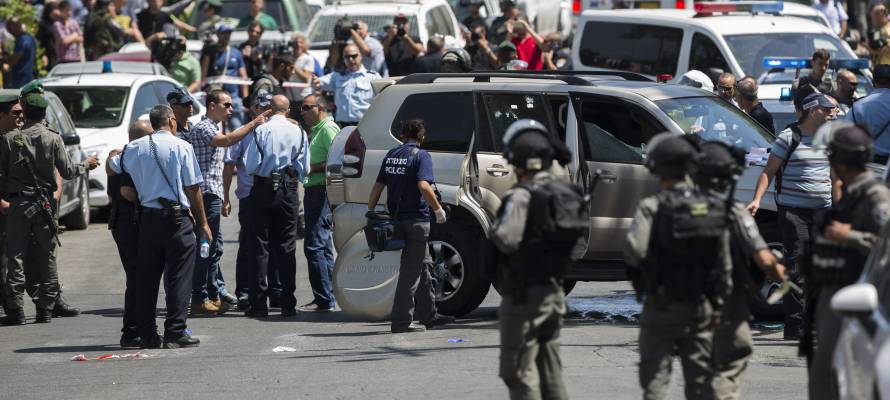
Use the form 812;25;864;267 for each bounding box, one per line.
656;97;774;150
724;33;855;78
51;87;129;129
308;14;419;44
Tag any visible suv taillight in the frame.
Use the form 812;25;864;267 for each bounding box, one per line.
573;0;581;14
342;128;366;178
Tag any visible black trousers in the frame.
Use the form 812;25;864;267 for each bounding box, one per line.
245;181;299;312
111;210;140;339
135;211;196;339
236;196;282;299
778;206;816;335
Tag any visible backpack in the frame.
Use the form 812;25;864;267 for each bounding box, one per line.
774;122;802;205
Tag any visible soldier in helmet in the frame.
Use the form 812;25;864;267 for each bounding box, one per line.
624;133;733;400
0;92;22;320
0;82;100;325
440;48;472;73
693;140;787;400
490;119;584;400
804;122;890;400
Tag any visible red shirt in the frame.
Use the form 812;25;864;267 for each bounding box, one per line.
512;35;542;70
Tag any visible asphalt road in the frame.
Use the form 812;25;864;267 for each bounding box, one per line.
0;199;807;400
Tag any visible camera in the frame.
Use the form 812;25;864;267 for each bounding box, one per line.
333;17;357;43
151;36;186;69
869;29;886;50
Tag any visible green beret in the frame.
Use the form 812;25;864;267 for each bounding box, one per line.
23;92;48;109
0;93;19;104
19;81;44;97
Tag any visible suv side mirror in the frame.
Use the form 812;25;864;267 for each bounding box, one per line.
62;134;80;146
832;283;878;314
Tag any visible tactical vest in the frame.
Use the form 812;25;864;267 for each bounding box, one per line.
643;187;729;303
809;179;884;286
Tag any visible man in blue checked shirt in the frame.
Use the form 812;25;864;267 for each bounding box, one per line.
180;89;270;316
240;94;310;318
312;43;381;127
106;105;211;349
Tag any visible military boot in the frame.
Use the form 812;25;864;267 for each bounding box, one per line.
52;295;80;317
2;308;26;325
35;308;52;323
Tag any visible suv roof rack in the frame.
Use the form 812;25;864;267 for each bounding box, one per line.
395;70;653;85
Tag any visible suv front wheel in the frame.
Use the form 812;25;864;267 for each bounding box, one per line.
429;223;490;316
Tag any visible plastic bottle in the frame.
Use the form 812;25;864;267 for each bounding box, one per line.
200;238;210;259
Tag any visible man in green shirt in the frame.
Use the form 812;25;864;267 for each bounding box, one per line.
171;51;202;93
297;93;339;313
237;0;278;31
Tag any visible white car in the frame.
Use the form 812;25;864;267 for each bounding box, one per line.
305;0;466;70
44;73;204;208
448;0;572;39
571;3;859;83
831;225;890;400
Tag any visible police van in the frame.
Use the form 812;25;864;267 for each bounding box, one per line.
571;2;861;85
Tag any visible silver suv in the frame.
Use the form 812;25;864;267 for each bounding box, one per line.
325;72;778;320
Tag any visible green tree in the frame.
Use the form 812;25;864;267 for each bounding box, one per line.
0;0;48;78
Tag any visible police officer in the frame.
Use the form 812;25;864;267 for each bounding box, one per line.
366;119;454;333
168;87;196;140
0;83;100;325
624;133;733;400
107;120;152;348
0;92;22;321
693;141;787;400
844;64;890;164
804;122;890;400
241;95;308;317
107;105;210;349
490;119;580;400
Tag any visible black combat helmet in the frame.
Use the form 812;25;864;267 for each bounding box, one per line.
815;121;874;167
502;119;570;170
441;48;472;73
645;133;698;178
693;140;746;192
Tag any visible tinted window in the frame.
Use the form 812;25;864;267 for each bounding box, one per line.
481;93;552;152
391;92;474;152
723;33;856;78
52;86;130;128
689;33;729;76
154;80;178;100
131;83;160;124
578;22;682;76
578;100;661;163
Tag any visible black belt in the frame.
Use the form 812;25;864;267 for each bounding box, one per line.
253;176;278;185
141;207;190;217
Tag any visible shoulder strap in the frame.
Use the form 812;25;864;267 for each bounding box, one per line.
775;124;802;204
119;144;128;174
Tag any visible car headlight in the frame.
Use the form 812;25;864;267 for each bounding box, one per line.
84;144;106;159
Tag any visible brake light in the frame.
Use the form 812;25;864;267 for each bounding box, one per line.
656;74;673;83
694;1;783;14
342;128;366;178
573;0;581;14
675;0;685;9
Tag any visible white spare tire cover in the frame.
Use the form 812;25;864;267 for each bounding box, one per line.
333;232;401;321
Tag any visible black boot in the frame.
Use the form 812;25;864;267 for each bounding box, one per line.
35;308;52;323
2;308;25;325
52;295;80;317
163;333;200;349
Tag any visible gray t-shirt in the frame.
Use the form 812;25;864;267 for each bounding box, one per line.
353;36;388;77
771;127;832;209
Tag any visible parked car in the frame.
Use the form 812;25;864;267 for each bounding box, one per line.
324;71;778;320
0;89;90;229
44;73;204;209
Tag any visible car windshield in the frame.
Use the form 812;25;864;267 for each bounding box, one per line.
724;33;856;79
656;97;774;150
308;14;419;44
51;87;129;129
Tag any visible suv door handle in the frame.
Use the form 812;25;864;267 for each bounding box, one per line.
486;165;511;177
594;170;618;184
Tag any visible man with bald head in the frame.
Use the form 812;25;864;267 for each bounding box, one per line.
313;43;381;127
240;94;310;317
716;72;738;105
831;69;858;111
736;76;775;133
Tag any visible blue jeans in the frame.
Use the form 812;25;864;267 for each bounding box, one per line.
192;193;226;302
304;186;335;308
228;96;244;130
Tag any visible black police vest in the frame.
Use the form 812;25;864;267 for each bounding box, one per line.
809;179;883;287
643;187;728;303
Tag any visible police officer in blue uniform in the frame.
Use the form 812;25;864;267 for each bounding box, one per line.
240;94;309;317
107;105;211;349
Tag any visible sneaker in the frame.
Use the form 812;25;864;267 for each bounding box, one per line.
2;308;26;326
392;323;426;334
297;302;335;313
163;333;200;349
423;314;455;330
52;295;80;317
190;300;220;315
35;308;52;323
220;292;238;306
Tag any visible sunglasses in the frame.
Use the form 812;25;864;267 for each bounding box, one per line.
220;102;234;108
301;104;320;111
344;53;360;60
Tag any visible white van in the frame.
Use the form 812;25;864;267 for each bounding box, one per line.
571;3;860;82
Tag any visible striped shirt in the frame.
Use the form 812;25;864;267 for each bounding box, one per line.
771;127;832;209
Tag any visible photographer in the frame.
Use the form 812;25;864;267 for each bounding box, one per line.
382;14;424;77
869;3;890;66
84;0;126;60
148;32;201;92
506;17;544;71
465;24;498;70
326;17;354;73
239;21;268;79
200;24;248;129
349;20;387;77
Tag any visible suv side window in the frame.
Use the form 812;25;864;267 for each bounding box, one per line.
153;81;178;103
689;33;730;76
480;93;553;152
578;99;662;163
391;92;475;152
578;21;683;76
130;83;159;124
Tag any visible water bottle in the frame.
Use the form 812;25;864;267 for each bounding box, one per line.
200;238;210;259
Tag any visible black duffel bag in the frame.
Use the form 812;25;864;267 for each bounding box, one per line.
364;211;406;252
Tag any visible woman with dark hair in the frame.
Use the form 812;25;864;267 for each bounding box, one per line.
37;1;61;68
366;119;455;333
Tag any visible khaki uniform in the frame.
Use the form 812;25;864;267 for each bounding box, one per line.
492;172;569;400
0;123;88;311
809;173;890;400
624;182;733;400
713;203;769;400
